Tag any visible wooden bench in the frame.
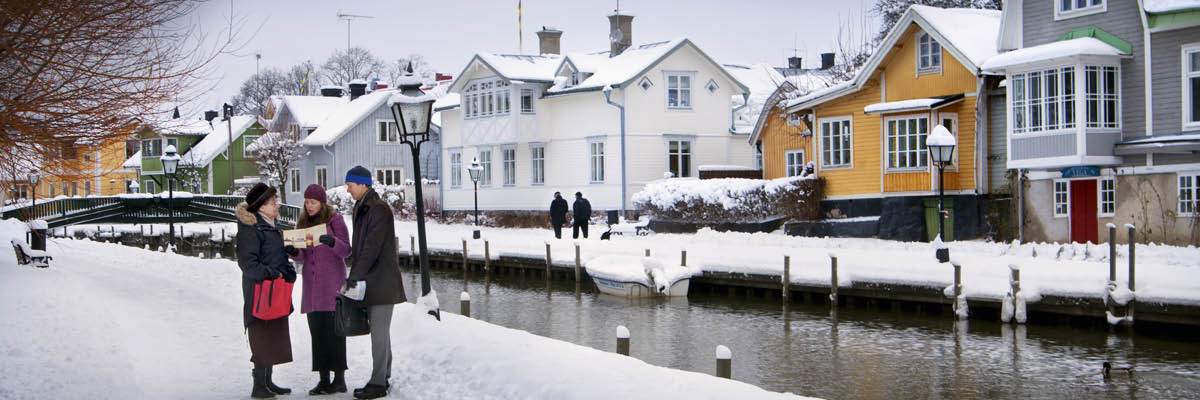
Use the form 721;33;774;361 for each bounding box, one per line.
10;239;51;268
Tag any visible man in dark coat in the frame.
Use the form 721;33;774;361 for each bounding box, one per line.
344;166;405;400
236;183;296;398
572;191;592;239
549;192;568;239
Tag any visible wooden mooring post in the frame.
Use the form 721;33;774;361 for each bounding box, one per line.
410;235;416;266
616;326;630;356
782;255;791;304
484;240;491;294
1128;224;1137;322
460;291;470;318
574;243;581;285
544;242;552;279
829;254;838;305
952;261;966;319
462;239;469;271
644;248;650;257
715;345;732;379
681;249;687;267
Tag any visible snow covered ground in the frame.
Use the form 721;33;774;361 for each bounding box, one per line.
0;220;807;399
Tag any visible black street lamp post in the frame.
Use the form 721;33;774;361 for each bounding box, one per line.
27;170;38;220
161;144;180;251
467;158;483;239
927;125;956;263
388;63;439;319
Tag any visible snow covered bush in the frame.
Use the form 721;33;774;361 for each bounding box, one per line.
632;175;823;222
326;184;406;216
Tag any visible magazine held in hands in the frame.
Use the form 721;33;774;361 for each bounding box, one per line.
282;223;326;249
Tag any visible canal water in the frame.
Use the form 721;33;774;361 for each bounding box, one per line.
406;269;1200;399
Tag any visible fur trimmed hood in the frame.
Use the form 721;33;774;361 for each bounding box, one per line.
235;202;258;225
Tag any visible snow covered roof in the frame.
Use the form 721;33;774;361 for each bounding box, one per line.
546;38;749;95
157;119;213;136
279;96;347;128
1114;133;1200;155
786;5;1000;112
980;37;1129;71
864;95;964;114
301;89;395;146
180;115;257;167
122;150;142;169
433;93;460;111
1144;0;1200;13
723;63;786;134
469;53;564;84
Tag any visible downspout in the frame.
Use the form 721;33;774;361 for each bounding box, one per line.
1137;0;1155;167
321;143;336;185
602;85;627;219
1017;168;1025;243
730;93;750;133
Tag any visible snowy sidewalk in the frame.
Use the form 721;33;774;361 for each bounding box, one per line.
0;230;808;399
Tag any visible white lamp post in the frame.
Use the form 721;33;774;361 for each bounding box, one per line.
388;62;440;319
467;157;483;239
927;125;956;262
160;144;181;250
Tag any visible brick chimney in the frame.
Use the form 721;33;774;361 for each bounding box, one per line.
607;13;633;57
821;53;835;70
349;79;367;100
788;57;802;69
536;27;562;55
320;86;343;97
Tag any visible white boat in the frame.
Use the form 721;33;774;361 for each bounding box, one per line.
586;256;694;298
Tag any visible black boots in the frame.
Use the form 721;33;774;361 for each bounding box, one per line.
353;384;388;399
251;368;275;399
309;370;347;395
264;365;291;395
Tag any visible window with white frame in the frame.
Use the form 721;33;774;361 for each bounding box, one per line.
1185;45;1200;129
377;120;400;143
502;147;516;186
289;168;301;193
939;114;959;167
316;166;327;189
142;139;162;157
166;138;178;152
1054;180;1070;217
589;140;605;183
1011;67;1080;134
530;144;545;185
143;180;157;194
449;150;462;188
820;117;852;168
243;135;260;158
1058;0;1105;18
1084;65;1119;129
122;179;131;194
666;72;692;109
1180;173;1199;216
478;149;492;186
785;150;805;177
1099;177;1115;217
85;180;92;196
917;32;941;74
885;116;929;170
668;139;692;178
755;148;763;170
375;167;405;186
521;89;535;113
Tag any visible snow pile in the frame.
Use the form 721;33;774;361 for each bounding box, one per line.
864;98;944;114
642;257;698;296
632;175;819;222
0;237;804;399
0;218;28;245
584;256;653;286
1144;0;1200;13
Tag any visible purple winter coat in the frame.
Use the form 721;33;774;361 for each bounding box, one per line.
291;211;351;313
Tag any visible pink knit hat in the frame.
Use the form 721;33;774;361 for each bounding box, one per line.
303;184;327;203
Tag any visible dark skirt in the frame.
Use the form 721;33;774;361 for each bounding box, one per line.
248;317;292;368
307;311;347;371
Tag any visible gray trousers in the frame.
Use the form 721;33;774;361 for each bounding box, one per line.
368;304;394;385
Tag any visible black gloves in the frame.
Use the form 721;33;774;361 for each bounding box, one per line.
282;264;297;283
319;235;335;247
284;245;298;256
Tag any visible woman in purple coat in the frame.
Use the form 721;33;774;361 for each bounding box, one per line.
285;184;351;395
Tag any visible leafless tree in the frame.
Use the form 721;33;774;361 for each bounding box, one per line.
870;0;1001;41
385;55;434;85
230;68;288;117
245;131;308;203
0;0;247;169
320;47;384;87
826;11;876;83
283;60;319;96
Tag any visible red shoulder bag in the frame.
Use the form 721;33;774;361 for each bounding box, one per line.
252;278;293;321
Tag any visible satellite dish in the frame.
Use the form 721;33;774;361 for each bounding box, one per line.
609;29;624;44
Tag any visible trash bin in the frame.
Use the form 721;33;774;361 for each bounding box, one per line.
606;210;619;225
923;198;954;242
30;219;48;251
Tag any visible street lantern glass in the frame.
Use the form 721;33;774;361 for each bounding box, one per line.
27;170;38;185
929;144;955;165
161;144;180;175
926;124;956;165
389;64;434;142
467;157;482;182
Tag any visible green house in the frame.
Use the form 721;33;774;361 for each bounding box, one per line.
125;116;265;195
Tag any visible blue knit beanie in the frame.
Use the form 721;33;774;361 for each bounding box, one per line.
346;165;372;186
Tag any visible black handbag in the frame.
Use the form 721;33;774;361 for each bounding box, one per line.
334;296;370;337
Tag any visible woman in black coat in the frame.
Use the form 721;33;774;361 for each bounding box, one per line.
236;183;296;399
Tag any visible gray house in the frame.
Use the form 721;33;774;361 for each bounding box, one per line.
269;83;441;205
983;0;1200;245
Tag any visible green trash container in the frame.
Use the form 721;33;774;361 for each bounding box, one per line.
924;198;954;242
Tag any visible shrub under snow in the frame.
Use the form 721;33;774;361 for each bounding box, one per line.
632;175;823;222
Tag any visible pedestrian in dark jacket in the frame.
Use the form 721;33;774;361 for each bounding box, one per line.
572;192;592;239
285;184;350;395
236;183;296;399
344;166;406;400
549;192;568;239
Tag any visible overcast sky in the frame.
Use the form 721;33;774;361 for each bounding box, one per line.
189;0;875;116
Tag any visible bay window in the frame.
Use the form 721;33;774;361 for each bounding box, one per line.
1010;64;1113;134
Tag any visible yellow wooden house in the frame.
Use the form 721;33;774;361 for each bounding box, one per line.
773;5;1005;241
37;133;140;198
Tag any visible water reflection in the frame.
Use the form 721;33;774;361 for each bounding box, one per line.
406;268;1200;399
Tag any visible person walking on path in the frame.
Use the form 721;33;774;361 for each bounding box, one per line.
236;183;296;399
549;191;568;239
285;184;350;395
344;166;407;400
572;192;592;239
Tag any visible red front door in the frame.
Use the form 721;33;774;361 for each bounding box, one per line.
1069;179;1098;244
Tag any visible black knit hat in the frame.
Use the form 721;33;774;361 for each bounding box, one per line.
245;182;276;213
